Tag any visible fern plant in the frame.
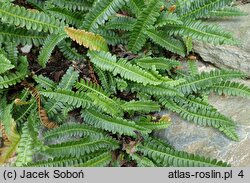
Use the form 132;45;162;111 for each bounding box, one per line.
0;0;249;167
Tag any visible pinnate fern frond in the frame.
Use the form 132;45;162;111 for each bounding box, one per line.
48;0;93;11
165;20;236;45
26;151;111;167
79;151;112;167
44;137;119;158
46;7;83;26
58;40;82;61
0;57;28;89
0;3;64;33
131;83;183;97
209;81;250;98
105;16;136;31
58;67;79;90
0;54;14;74
128;0;163;52
156;13;183;28
40;89;92;108
134;57;180;71
0;25;46;46
138;137;230;167
179;0;232;19
130;153;156;167
159;98;238;141
65;27;108;51
82;109;151;137
43;123;106;143
145;29;186;56
126;0;144;16
15;123;35;166
205;6;248;17
122;100;161;113
178;69;245;94
76;79;123;116
33;75;56;90
88;51;161;85
38;31;67;68
82;0;128;32
76;79;110;97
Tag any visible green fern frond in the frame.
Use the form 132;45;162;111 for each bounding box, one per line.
105;16;136;31
205;6;248;17
134;57;180;71
58;40;83;61
179;0;232;19
0;3;65;33
209;81;250;98
131;83;183;97
46;7;83;26
43;100;67;121
0;103;21;165
97;29;128;46
0;25;46;46
76;79;110;97
156;13;183;28
126;0;144;16
43;123;106;143
86;93;123;116
94;67;114;94
88;51;161;85
26;151;110;167
122;100;161;113
187;60;199;76
82;0;128;32
184;36;193;54
138;137;230;167
178;69;245;94
0;54;14;74
15;123;34;166
145;29;186;56
33;75;56;90
130;153;156;167
159;98;238;141
65;27;108;51
128;0;163;52
4;43;18;66
48;0;93;11
165;20;236;45
174;95;216;111
0;56;28;89
79;151;112;167
135;118;171;131
82;109;151;137
76;79;123;116
27;0;45;11
44;137;119;158
14;100;36;124
38;31;67;68
40;89;92;108
58;67;79;90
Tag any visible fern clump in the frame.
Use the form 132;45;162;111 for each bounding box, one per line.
0;0;248;167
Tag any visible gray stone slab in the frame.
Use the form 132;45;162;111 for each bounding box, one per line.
193;4;250;76
155;79;250;167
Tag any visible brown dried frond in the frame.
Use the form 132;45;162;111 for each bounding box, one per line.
21;81;57;129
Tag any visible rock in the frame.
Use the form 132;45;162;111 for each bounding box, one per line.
193;4;250;76
155;61;250;166
20;45;32;53
155;91;250;166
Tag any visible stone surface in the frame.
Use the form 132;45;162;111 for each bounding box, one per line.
20;45;32;54
193;4;250;76
155;62;250;167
